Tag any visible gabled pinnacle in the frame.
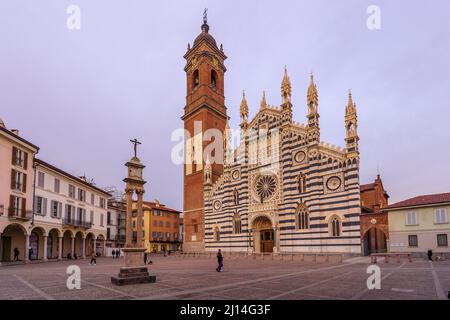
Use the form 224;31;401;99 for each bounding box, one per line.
281;66;292;103
346;90;356;114
260;91;267;109
240;90;249;118
307;72;318;106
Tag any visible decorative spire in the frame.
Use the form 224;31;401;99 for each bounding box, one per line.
187;43;191;51
281;66;292;104
346;90;356;113
306;73;320;144
307;73;318;109
0;118;5;128
240;90;248;119
260;91;267;109
345;90;359;157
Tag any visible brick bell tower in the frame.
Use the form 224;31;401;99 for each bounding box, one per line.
182;12;227;252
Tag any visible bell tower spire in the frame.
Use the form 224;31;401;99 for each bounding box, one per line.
182;11;228;253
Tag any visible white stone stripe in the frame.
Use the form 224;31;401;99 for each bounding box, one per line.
137;260;361;300
350;262;406;300
14;274;55;300
55;273;139;299
266;271;354;300
429;261;446;299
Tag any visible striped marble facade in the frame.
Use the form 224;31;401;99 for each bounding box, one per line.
203;71;361;255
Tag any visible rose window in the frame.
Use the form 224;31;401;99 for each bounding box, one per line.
255;175;277;200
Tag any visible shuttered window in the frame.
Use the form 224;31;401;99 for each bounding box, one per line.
406;212;418;225
54;179;60;193
37;172;45;188
68;185;76;198
35;196;47;216
434;208;448;224
12;147;27;168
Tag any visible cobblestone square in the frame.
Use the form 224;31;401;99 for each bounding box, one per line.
0;255;448;300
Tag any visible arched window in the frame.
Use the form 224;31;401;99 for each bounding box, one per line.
233;189;239;205
296;204;309;230
330;217;341;237
233;212;241;234
298;173;306;193
214;226;220;241
192;69;199;90
211;70;217;89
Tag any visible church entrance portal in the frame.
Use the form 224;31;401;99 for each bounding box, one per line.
252;216;274;253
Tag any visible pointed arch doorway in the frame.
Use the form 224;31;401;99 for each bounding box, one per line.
252;216;274;253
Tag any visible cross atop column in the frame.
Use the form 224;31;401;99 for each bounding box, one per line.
130;138;141;158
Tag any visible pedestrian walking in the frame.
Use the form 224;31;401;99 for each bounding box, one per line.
427;249;433;261
90;252;97;265
28;248;33;261
116;249;120;258
112;249;116;259
144;251;148;264
13;248;20;262
216;249;223;272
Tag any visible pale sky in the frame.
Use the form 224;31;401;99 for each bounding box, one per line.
1;0;449;209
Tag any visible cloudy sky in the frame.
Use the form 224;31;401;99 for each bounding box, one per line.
1;0;449;209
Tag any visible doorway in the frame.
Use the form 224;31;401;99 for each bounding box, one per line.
260;229;274;253
363;227;387;256
2;236;12;261
252;215;274;253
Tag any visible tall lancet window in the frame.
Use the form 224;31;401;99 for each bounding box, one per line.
296;204;309;230
298;173;307;193
233;189;239;205
330;216;341;237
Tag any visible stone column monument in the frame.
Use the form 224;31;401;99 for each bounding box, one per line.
111;139;156;285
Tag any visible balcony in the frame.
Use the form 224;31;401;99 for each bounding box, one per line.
62;217;93;229
8;208;33;221
116;235;126;243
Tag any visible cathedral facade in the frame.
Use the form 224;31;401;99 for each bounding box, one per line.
183;17;361;255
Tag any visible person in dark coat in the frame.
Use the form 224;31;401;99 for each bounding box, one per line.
13;248;20;262
427;249;433;261
28;248;33;260
216;249;223;272
90;252;97;265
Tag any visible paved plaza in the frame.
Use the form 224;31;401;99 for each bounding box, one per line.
0;255;449;300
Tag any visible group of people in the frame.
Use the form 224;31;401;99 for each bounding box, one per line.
111;249;121;259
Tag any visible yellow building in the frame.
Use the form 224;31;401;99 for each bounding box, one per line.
387;193;450;255
132;200;181;253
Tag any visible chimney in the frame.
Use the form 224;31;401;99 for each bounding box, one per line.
11;129;19;136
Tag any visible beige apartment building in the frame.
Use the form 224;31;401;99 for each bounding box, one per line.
0;119;110;262
387;193;450;255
